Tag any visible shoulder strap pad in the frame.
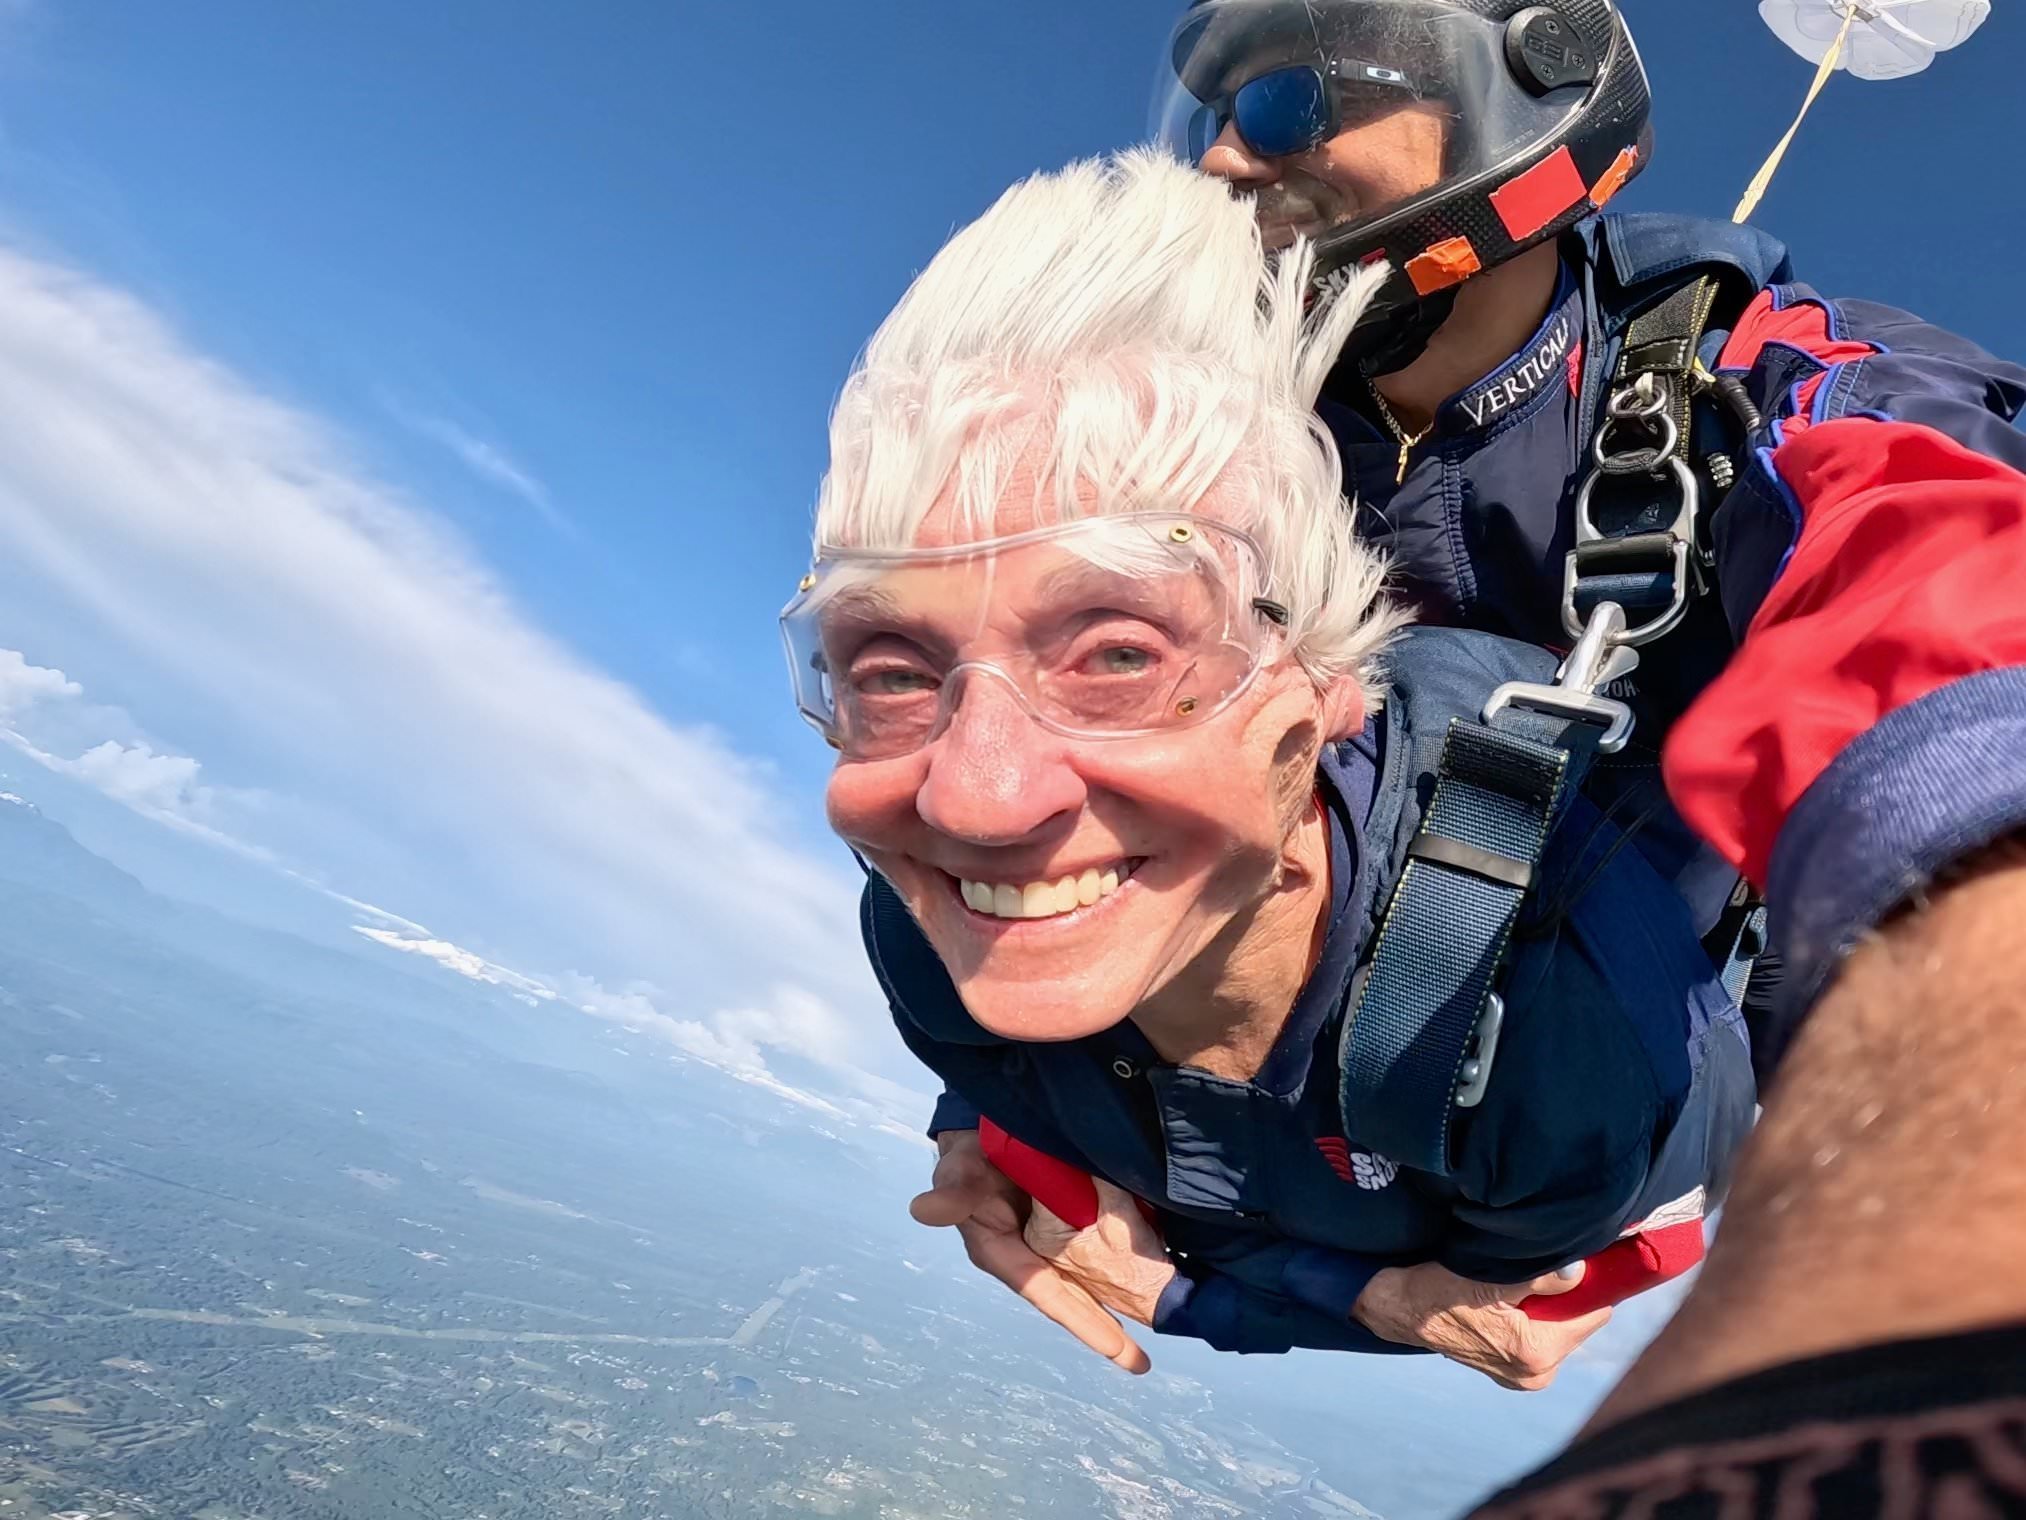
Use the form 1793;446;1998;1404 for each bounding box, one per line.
1581;212;1792;331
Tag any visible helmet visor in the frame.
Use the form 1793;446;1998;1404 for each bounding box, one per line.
1154;0;1591;251
781;514;1284;760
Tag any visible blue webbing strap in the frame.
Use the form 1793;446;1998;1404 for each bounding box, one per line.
1570;566;1679;622
1341;703;1611;1178
1719;904;1769;1006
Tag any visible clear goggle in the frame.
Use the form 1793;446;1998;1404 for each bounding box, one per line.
780;513;1289;760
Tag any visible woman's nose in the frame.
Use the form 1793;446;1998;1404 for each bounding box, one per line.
913;669;1085;846
1199;119;1282;188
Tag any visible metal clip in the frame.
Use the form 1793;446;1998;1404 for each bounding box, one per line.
1562;366;1704;646
1556;598;1642;694
1482;602;1640;754
1453;992;1505;1109
1564;456;1700;644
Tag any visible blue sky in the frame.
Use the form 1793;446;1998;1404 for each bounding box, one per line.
5;0;2018;1065
12;0;2015;791
0;0;2019;1479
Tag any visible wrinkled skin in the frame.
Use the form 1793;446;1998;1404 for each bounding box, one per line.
909;1127;1153;1374
911;1130;1608;1384
1352;1259;1610;1391
823;465;1363;1054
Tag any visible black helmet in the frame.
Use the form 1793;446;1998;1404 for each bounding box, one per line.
1155;0;1650;337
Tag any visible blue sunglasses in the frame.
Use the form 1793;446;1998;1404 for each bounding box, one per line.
1188;59;1417;162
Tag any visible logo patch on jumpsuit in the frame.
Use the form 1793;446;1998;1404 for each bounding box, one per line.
1458;312;1576;429
1316;1137;1399;1191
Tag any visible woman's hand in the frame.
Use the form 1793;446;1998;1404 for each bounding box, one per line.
910;1130;1151;1374
1353;1260;1612;1390
1023;1177;1177;1330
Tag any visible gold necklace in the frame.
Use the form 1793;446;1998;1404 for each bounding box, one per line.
1367;383;1433;485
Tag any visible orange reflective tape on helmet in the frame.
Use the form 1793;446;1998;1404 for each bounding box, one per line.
1405;235;1483;296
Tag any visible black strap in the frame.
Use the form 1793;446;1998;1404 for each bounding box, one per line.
1573;274;1769;990
1565;274;1729;640
1615;275;1723;460
1340;697;1616;1177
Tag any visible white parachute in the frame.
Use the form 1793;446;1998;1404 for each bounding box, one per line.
1758;0;1991;81
1735;0;1994;221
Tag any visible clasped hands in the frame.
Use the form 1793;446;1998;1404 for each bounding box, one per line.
912;1128;1611;1389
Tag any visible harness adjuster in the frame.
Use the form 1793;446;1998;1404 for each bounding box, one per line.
1564;424;1701;646
1452;993;1505;1110
1485;600;1640;754
1564;309;1717;644
1406;833;1534;889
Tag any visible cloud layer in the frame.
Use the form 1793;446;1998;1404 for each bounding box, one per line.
0;244;897;1095
2;645;275;858
389;404;577;537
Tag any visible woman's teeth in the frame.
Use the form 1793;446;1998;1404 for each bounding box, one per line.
959;863;1136;920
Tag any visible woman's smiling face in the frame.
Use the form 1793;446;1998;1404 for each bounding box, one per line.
819;466;1360;1043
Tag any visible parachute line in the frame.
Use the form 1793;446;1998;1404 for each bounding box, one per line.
1732;3;1857;224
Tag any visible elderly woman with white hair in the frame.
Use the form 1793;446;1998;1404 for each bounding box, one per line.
781;151;1752;1389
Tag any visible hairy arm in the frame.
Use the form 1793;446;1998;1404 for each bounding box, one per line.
1585;851;2026;1431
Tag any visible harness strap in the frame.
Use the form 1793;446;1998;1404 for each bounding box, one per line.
1703;876;1770;1005
1569;270;1770;984
1341;673;1622;1177
1617;276;1722;454
1564;273;1725;645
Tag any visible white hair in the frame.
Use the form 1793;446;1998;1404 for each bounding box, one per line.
814;148;1409;691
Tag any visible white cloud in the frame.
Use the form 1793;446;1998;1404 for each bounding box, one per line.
352;926;560;1001
393;407;575;537
322;892;433;938
0;645;276;859
348;922;932;1137
0;646;80;714
0;242;891;1091
0;627;920;1124
553;968;930;1130
69;738;205;813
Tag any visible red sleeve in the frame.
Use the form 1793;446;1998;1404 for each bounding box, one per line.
1664;416;2026;886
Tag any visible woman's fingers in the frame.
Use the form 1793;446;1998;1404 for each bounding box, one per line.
967;1223;1151;1374
911;1135;1025;1232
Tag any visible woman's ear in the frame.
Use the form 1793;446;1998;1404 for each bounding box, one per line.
1319;673;1367;743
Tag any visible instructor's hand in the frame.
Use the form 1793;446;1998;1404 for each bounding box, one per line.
910;1129;1151;1375
1353;1261;1611;1390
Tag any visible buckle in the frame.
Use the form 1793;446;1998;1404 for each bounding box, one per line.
1452;992;1505;1109
1480;681;1635;753
1563;369;1703;647
1484;603;1639;754
1560;528;1694;645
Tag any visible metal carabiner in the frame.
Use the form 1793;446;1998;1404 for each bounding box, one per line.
1564;453;1701;645
1482;601;1641;753
1558;599;1642;695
